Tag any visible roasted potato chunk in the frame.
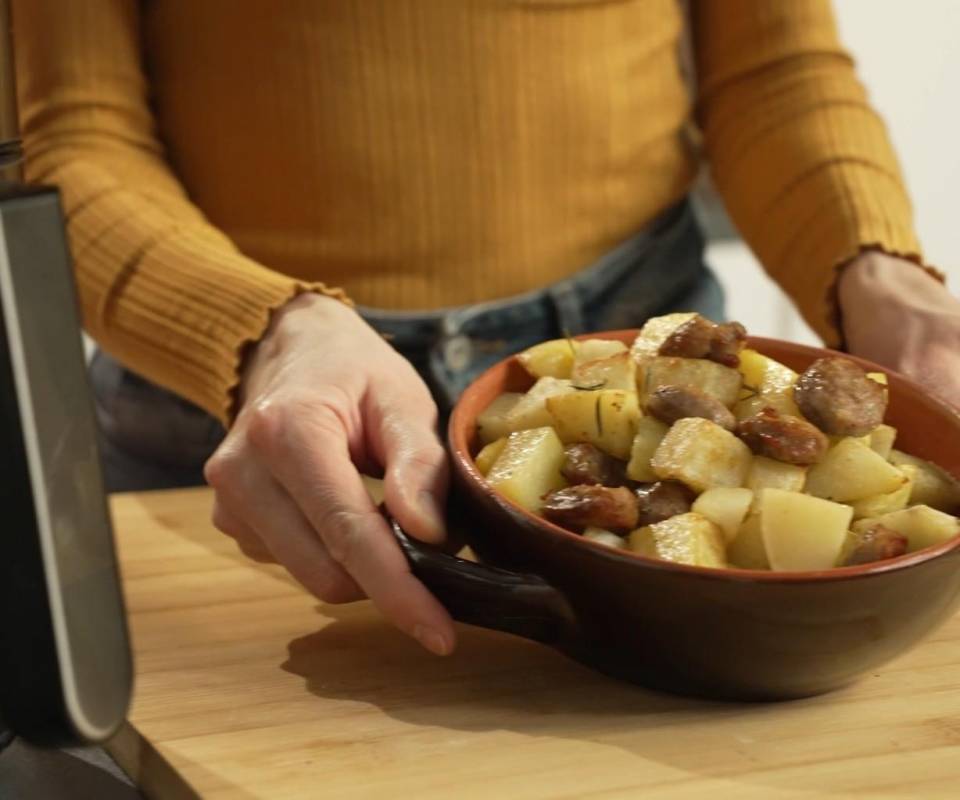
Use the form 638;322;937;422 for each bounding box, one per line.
583;527;628;549
651;417;752;492
475;437;508;476
640;357;742;409
853;504;960;553
746;455;808;498
888;449;960;513
476;392;523;444
735;349;802;420
546;389;641;460
759;489;853;571
805;437;905;502
625;416;670;482
692;487;753;544
727;512;770;569
849;465;915;519
506;377;574;433
629;512;726;568
869;424;897;460
517;339;577;379
574;338;628;365
485;427;566;512
733;391;802;423
570;351;637;392
738;349;797;394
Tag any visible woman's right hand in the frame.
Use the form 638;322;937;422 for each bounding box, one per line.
203;293;456;656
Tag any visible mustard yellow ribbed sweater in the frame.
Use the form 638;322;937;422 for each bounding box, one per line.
13;0;923;422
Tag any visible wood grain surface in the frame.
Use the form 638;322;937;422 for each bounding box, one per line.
107;488;960;799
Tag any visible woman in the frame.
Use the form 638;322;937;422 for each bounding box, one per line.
14;0;959;656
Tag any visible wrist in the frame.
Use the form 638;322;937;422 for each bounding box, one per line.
271;291;354;329
840;249;935;297
837;251;953;366
239;293;355;407
839;252;942;332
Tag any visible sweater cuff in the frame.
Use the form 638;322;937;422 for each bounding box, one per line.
100;231;352;425
749;162;941;348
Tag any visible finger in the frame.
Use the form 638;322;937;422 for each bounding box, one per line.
251;406;456;655
211;499;275;563
235;474;364;604
206;442;364;605
367;392;449;545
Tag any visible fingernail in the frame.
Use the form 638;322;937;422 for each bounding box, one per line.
414;624;451;656
417;490;446;538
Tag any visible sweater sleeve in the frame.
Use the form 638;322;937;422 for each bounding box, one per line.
692;0;941;345
12;0;349;423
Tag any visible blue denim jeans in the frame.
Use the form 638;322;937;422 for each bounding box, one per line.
91;200;723;491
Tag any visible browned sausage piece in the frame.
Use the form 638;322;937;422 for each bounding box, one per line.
736;407;828;465
843;524;908;566
647;384;737;431
709;321;748;367
542;486;639;533
794;357;887;437
560;443;628;487
658;315;714;359
635;481;696;527
658;315;747;367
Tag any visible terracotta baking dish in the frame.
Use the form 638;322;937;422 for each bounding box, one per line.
393;333;960;700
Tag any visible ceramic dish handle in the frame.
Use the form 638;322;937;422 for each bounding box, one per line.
389;518;579;645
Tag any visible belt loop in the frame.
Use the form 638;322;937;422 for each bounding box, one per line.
440;312;462;339
423;308;472;412
548;281;587;336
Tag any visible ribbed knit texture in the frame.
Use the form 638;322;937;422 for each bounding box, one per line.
13;0;929;422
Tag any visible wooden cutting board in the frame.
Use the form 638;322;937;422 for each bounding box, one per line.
107;488;960;799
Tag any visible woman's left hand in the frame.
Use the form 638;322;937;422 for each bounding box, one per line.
838;251;959;409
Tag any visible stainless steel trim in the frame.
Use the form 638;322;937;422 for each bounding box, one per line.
0;215;86;736
0;189;132;743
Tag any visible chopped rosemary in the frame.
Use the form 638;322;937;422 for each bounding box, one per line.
563;328;578;360
572;380;607;391
595;394;604;436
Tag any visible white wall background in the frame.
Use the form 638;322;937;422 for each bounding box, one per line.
709;0;960;346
